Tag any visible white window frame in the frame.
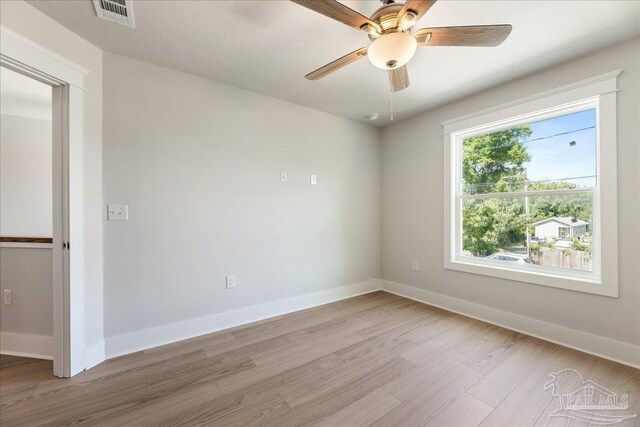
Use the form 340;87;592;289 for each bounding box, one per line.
443;70;620;298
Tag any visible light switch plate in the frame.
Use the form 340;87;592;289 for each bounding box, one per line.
108;204;128;221
226;275;236;289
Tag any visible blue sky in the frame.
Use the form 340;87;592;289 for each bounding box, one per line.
522;109;596;187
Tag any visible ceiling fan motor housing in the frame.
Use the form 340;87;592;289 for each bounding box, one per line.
369;3;405;37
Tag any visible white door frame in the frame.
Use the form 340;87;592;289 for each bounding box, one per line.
1;26;88;377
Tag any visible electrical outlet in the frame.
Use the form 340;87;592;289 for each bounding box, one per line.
280;172;287;183
412;260;419;272
3;290;12;306
226;275;236;289
310;174;317;185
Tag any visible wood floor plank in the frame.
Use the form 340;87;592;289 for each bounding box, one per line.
374;364;484;426
309;291;403;320
385;328;499;402
399;318;489;364
1;291;637;427
425;392;495;427
249;328;364;366
463;332;528;375
279;338;409;407
161;390;290;426
401;311;469;344
479;359;564;427
34;348;208;398
479;349;604;427
467;336;552;407
142;330;236;357
314;387;401;427
230;312;333;342
259;356;417;426
216;331;365;394
203;315;371;362
90;382;223;426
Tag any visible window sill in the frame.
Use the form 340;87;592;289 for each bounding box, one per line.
444;257;617;298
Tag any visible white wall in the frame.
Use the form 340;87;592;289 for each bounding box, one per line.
0;247;54;359
0;248;53;336
0;0;104;349
102;53;382;340
0;114;52;237
535;221;562;240
382;38;640;347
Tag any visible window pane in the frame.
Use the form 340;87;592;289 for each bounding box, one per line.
528;193;593;272
462;109;596;195
462;193;593;273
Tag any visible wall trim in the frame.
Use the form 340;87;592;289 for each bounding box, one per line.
0;26;88;89
105;279;382;358
0;332;54;360
381;279;640;369
101;276;638;368
0;242;53;249
84;340;105;369
441;69;621;130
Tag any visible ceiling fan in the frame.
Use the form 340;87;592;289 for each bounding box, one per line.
292;0;512;92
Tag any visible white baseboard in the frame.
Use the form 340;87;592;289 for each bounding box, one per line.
0;332;53;360
381;279;640;369
84;340;105;369
105;279;382;358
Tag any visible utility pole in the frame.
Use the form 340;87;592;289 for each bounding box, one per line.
524;169;531;259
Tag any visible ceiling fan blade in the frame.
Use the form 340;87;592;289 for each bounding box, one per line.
389;65;409;92
415;25;512;47
398;0;437;27
291;0;381;33
305;47;368;80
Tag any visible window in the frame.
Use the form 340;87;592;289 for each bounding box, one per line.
443;71;619;297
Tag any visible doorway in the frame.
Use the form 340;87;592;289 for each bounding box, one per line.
0;66;54;372
0;64;65;377
1;27;88;377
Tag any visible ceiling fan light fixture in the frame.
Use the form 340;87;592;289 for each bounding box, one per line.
368;31;417;70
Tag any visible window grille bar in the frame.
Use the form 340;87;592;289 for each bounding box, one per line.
459;187;594;200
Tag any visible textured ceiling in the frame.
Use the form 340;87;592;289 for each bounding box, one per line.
1;67;52;121
26;0;640;127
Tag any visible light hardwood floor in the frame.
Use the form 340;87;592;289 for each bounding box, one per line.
1;291;638;426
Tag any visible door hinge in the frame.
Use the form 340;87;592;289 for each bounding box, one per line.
63;241;70;250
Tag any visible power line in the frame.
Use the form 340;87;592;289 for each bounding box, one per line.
464;125;596;151
525;126;595;143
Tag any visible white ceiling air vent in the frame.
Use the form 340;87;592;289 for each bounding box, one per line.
93;0;135;28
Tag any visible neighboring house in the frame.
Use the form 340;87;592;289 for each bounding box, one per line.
534;217;589;239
